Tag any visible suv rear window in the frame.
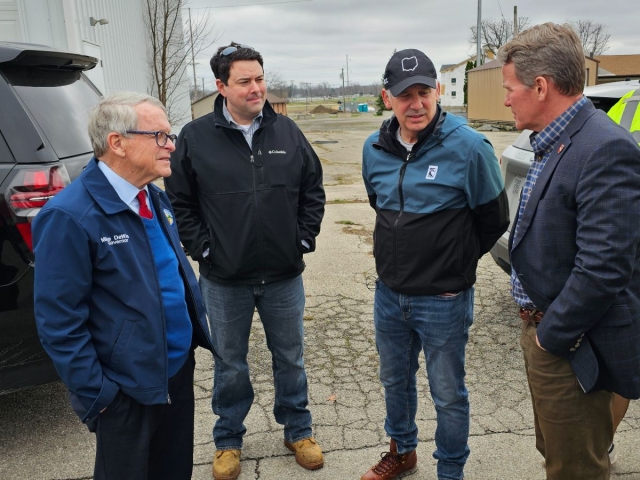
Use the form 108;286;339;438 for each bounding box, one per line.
0;66;98;159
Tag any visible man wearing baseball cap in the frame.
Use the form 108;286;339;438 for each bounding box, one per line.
361;49;508;480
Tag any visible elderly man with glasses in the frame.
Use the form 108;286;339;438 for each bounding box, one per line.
165;42;325;480
33;92;214;480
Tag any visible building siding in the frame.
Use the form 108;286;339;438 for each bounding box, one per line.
467;67;512;122
3;0;192;129
440;63;467;107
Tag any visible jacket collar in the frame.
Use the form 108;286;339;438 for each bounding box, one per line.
81;157;164;216
374;106;462;158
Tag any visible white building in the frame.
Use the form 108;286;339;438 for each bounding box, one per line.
439;56;476;108
0;0;192;127
439;49;495;109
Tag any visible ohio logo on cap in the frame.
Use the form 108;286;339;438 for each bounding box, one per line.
402;56;419;72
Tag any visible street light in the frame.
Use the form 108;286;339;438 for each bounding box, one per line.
476;0;482;66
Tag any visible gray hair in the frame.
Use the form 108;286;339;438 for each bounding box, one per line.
497;22;585;96
88;92;166;157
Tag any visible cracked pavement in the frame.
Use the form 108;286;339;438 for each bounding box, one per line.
0;114;638;479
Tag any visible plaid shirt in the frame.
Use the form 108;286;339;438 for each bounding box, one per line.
510;95;587;308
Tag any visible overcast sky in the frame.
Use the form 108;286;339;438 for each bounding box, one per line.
186;0;637;91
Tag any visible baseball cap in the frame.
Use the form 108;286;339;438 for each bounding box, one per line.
383;49;437;96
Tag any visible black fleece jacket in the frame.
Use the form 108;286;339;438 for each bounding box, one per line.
165;95;325;285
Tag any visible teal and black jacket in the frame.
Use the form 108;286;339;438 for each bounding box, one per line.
362;109;509;295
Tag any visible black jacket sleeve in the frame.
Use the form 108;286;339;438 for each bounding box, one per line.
296;129;325;253
165;129;211;261
473;188;509;255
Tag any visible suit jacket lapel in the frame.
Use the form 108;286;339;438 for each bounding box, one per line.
511;100;597;251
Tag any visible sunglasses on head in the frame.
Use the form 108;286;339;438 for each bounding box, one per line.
220;44;254;57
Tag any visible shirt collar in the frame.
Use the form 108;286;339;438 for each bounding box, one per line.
530;95;587;158
222;98;263;127
97;160;148;208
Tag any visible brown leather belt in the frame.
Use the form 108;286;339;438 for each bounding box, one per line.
520;308;544;327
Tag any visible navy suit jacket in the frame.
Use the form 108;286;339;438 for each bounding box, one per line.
510;100;640;399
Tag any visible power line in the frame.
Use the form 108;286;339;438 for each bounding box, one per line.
186;0;312;9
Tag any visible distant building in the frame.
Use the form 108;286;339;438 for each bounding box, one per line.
0;0;192;128
440;58;475;108
440;49;495;108
595;54;640;83
192;92;288;120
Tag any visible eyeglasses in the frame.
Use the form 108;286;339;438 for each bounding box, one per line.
126;130;177;147
220;44;254;57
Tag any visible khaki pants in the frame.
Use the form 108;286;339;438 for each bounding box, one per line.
521;321;613;480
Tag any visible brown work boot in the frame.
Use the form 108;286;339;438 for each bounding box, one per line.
212;449;241;480
284;437;324;470
361;439;418;480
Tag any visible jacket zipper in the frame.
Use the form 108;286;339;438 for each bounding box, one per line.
392;152;412;289
249;152;266;284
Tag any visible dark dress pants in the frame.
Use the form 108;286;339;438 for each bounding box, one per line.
521;322;613;480
93;350;195;480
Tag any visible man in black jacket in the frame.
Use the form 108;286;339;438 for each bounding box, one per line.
165;43;325;480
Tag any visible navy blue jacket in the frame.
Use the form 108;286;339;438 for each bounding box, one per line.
510;101;640;398
363;110;509;295
33;159;213;422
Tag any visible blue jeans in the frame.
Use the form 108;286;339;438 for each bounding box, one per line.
199;275;312;450
374;280;474;480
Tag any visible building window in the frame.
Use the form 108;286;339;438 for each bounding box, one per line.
451;78;457;84
451;91;457;97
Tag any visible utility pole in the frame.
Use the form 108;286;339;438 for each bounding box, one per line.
476;0;482;66
300;82;311;113
201;77;205;98
341;67;346;114
346;55;350;92
514;6;518;37
188;8;197;93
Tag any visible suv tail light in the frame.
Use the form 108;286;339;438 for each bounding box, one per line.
3;165;70;251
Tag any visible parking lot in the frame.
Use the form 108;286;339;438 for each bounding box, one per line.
1;113;638;479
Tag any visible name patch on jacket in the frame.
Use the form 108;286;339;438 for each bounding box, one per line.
100;234;130;245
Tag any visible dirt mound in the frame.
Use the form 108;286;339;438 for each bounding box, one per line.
310;104;335;114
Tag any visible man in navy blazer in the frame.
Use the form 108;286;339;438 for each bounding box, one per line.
499;23;640;479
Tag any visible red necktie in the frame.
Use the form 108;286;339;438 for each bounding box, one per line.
136;190;153;219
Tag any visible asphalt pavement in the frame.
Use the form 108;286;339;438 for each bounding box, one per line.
0;125;638;479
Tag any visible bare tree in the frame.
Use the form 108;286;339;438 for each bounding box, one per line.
265;70;289;99
571;20;610;56
143;0;219;123
469;17;530;58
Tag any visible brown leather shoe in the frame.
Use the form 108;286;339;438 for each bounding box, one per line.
361;439;418;480
212;449;241;480
284;437;324;470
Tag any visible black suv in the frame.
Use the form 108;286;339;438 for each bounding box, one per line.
0;42;101;393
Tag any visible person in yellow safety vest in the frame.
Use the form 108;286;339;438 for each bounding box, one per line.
605;87;640;465
608;87;640;144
